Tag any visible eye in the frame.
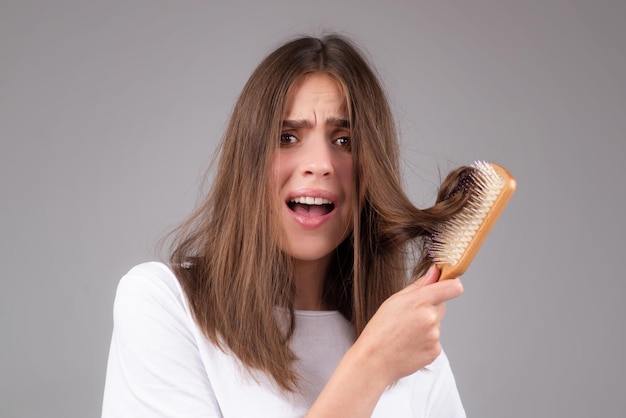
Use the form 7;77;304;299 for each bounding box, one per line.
280;133;297;146
333;136;351;150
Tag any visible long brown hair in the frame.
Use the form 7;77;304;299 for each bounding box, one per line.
169;34;471;391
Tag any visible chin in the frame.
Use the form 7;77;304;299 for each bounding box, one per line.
285;243;337;264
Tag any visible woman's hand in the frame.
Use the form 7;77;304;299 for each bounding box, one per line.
354;264;464;384
307;265;463;417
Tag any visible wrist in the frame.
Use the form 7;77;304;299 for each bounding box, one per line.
307;338;391;417
347;336;395;390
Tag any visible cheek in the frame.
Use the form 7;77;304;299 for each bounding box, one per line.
338;159;354;196
272;155;289;188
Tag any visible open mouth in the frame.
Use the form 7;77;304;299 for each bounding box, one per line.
287;196;335;216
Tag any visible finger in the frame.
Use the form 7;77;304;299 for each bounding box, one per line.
423;278;464;305
413;264;440;289
397;265;439;296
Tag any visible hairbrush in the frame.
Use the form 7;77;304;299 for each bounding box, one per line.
429;161;517;281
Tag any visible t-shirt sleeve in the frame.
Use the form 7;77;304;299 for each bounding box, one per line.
102;263;222;418
413;350;466;417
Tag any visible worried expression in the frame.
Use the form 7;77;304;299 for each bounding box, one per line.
273;73;354;264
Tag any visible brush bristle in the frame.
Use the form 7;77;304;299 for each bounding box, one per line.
429;161;506;265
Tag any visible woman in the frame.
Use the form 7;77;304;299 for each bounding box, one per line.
103;34;466;417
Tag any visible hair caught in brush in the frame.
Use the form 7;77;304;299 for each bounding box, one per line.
366;165;478;283
413;166;478;277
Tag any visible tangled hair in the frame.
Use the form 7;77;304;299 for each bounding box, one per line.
169;34;473;391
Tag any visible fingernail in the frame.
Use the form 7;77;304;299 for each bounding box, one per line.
427;264;438;278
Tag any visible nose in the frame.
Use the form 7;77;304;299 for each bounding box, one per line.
301;135;333;177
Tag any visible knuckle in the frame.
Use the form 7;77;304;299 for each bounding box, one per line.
427;309;440;325
456;280;464;295
440;304;447;316
429;325;441;342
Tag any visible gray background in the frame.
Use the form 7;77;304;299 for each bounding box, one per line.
1;1;625;417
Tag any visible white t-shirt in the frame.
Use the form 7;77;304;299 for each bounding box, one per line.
102;262;465;417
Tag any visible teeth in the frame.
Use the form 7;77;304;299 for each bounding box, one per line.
290;196;332;205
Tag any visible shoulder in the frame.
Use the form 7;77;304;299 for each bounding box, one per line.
411;350;465;417
118;261;181;295
104;263;223;416
372;350;464;417
407;350;458;392
112;262;190;330
115;262;184;304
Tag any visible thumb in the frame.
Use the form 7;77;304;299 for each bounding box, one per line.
413;264;440;289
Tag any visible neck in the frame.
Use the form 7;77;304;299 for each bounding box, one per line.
293;254;333;311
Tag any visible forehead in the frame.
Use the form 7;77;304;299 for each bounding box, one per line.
283;73;347;118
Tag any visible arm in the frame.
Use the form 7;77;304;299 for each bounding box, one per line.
307;265;464;417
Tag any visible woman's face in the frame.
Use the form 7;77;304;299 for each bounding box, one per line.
273;73;354;265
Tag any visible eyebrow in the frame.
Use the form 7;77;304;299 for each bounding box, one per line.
281;118;350;129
